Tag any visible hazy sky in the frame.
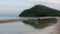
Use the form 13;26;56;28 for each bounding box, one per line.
0;0;60;17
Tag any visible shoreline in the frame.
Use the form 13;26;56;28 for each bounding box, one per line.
0;17;59;23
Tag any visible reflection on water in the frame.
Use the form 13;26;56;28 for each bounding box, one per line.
0;17;56;34
23;18;57;29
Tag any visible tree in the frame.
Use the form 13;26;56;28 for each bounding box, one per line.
19;5;60;17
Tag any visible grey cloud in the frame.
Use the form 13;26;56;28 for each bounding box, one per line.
0;0;60;17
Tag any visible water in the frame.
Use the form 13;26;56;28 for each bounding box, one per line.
0;17;55;34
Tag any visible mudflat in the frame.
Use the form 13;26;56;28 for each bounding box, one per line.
0;17;59;23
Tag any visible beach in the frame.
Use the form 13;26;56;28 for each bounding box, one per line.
0;21;55;34
0;17;59;34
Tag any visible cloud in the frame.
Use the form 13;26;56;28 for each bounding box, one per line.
31;0;60;3
0;0;60;17
49;0;60;3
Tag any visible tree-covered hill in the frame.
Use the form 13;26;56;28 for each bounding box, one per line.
19;5;60;17
19;5;58;29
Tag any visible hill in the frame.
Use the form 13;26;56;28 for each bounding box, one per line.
19;5;59;29
19;5;60;17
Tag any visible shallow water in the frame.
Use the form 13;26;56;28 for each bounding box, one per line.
0;17;56;34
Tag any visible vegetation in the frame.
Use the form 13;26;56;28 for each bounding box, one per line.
19;5;58;29
19;5;60;17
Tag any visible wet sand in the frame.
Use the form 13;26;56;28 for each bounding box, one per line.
0;17;59;23
0;17;60;34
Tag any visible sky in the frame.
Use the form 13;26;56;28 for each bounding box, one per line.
0;0;60;17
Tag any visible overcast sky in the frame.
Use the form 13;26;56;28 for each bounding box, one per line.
0;0;60;17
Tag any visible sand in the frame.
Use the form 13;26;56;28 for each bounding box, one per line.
0;17;60;34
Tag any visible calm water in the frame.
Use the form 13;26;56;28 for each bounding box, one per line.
0;17;55;34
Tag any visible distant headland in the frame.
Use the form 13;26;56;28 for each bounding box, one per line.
19;5;60;17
